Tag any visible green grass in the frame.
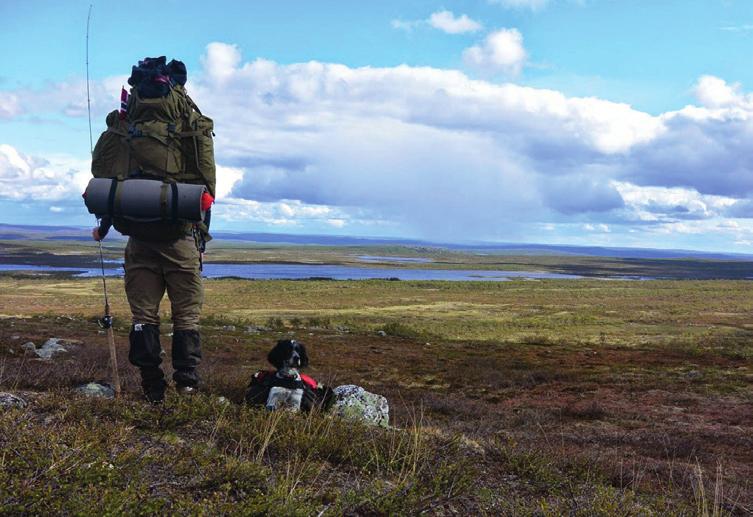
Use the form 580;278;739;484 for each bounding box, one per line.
0;393;477;515
1;276;752;514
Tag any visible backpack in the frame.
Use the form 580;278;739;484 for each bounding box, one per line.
245;370;335;412
91;57;216;241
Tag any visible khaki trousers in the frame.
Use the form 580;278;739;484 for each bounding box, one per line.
124;236;203;331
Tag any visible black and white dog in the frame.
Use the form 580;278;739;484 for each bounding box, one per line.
245;339;333;412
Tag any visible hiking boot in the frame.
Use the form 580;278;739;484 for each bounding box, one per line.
176;385;197;396
144;385;166;405
139;367;167;405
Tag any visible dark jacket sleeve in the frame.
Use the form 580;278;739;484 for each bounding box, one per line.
97;217;113;240
204;208;211;232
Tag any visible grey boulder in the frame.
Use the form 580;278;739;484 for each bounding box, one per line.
35;338;76;359
75;382;115;399
332;384;389;427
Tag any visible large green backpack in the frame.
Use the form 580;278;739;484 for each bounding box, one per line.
91;84;216;241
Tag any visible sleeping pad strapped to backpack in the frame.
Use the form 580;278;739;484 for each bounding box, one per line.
90;57;216;241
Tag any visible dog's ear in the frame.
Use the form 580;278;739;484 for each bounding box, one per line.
267;340;288;369
298;342;309;368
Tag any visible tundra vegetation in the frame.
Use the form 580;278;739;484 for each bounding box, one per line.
0;251;751;514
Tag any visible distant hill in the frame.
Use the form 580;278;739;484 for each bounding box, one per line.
0;223;750;260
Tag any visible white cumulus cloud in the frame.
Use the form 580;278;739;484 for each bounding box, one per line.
0;144;90;202
463;29;527;76
4;45;753;246
694;75;743;108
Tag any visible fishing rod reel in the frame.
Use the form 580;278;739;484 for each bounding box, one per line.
98;314;113;329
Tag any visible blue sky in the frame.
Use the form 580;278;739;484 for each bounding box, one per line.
1;0;753;251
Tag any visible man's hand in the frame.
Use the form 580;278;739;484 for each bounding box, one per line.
92;227;102;241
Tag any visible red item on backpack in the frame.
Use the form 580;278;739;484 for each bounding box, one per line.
201;192;214;211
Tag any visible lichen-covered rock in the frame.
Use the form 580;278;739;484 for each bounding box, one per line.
75;382;115;399
21;342;36;354
35;338;75;359
0;392;28;409
332;384;389;427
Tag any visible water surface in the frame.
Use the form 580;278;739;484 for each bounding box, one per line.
0;263;580;281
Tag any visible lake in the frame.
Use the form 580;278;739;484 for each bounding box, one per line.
0;263;581;281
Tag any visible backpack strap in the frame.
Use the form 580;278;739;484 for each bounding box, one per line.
106;179;119;216
170;182;179;222
114;179;128;215
177;129;204;139
158;182;169;220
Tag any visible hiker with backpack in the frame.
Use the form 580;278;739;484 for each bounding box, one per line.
87;57;216;404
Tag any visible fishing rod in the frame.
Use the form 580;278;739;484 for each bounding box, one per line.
87;4;121;397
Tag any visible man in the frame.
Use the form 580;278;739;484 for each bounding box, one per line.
91;57;215;404
93;219;204;403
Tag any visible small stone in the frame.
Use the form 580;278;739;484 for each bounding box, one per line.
686;370;703;380
217;396;230;405
0;392;28;409
10;335;20;340
75;382;115;399
21;342;36;353
376;330;387;337
245;326;261;334
222;325;236;331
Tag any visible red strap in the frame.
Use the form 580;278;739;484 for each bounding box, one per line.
300;374;318;389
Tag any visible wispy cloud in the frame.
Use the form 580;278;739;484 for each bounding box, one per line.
719;24;753;32
390;19;420;32
488;0;550;11
488;0;588;11
428;10;482;34
392;10;482;35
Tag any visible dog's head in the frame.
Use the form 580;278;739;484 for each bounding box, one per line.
267;339;309;370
